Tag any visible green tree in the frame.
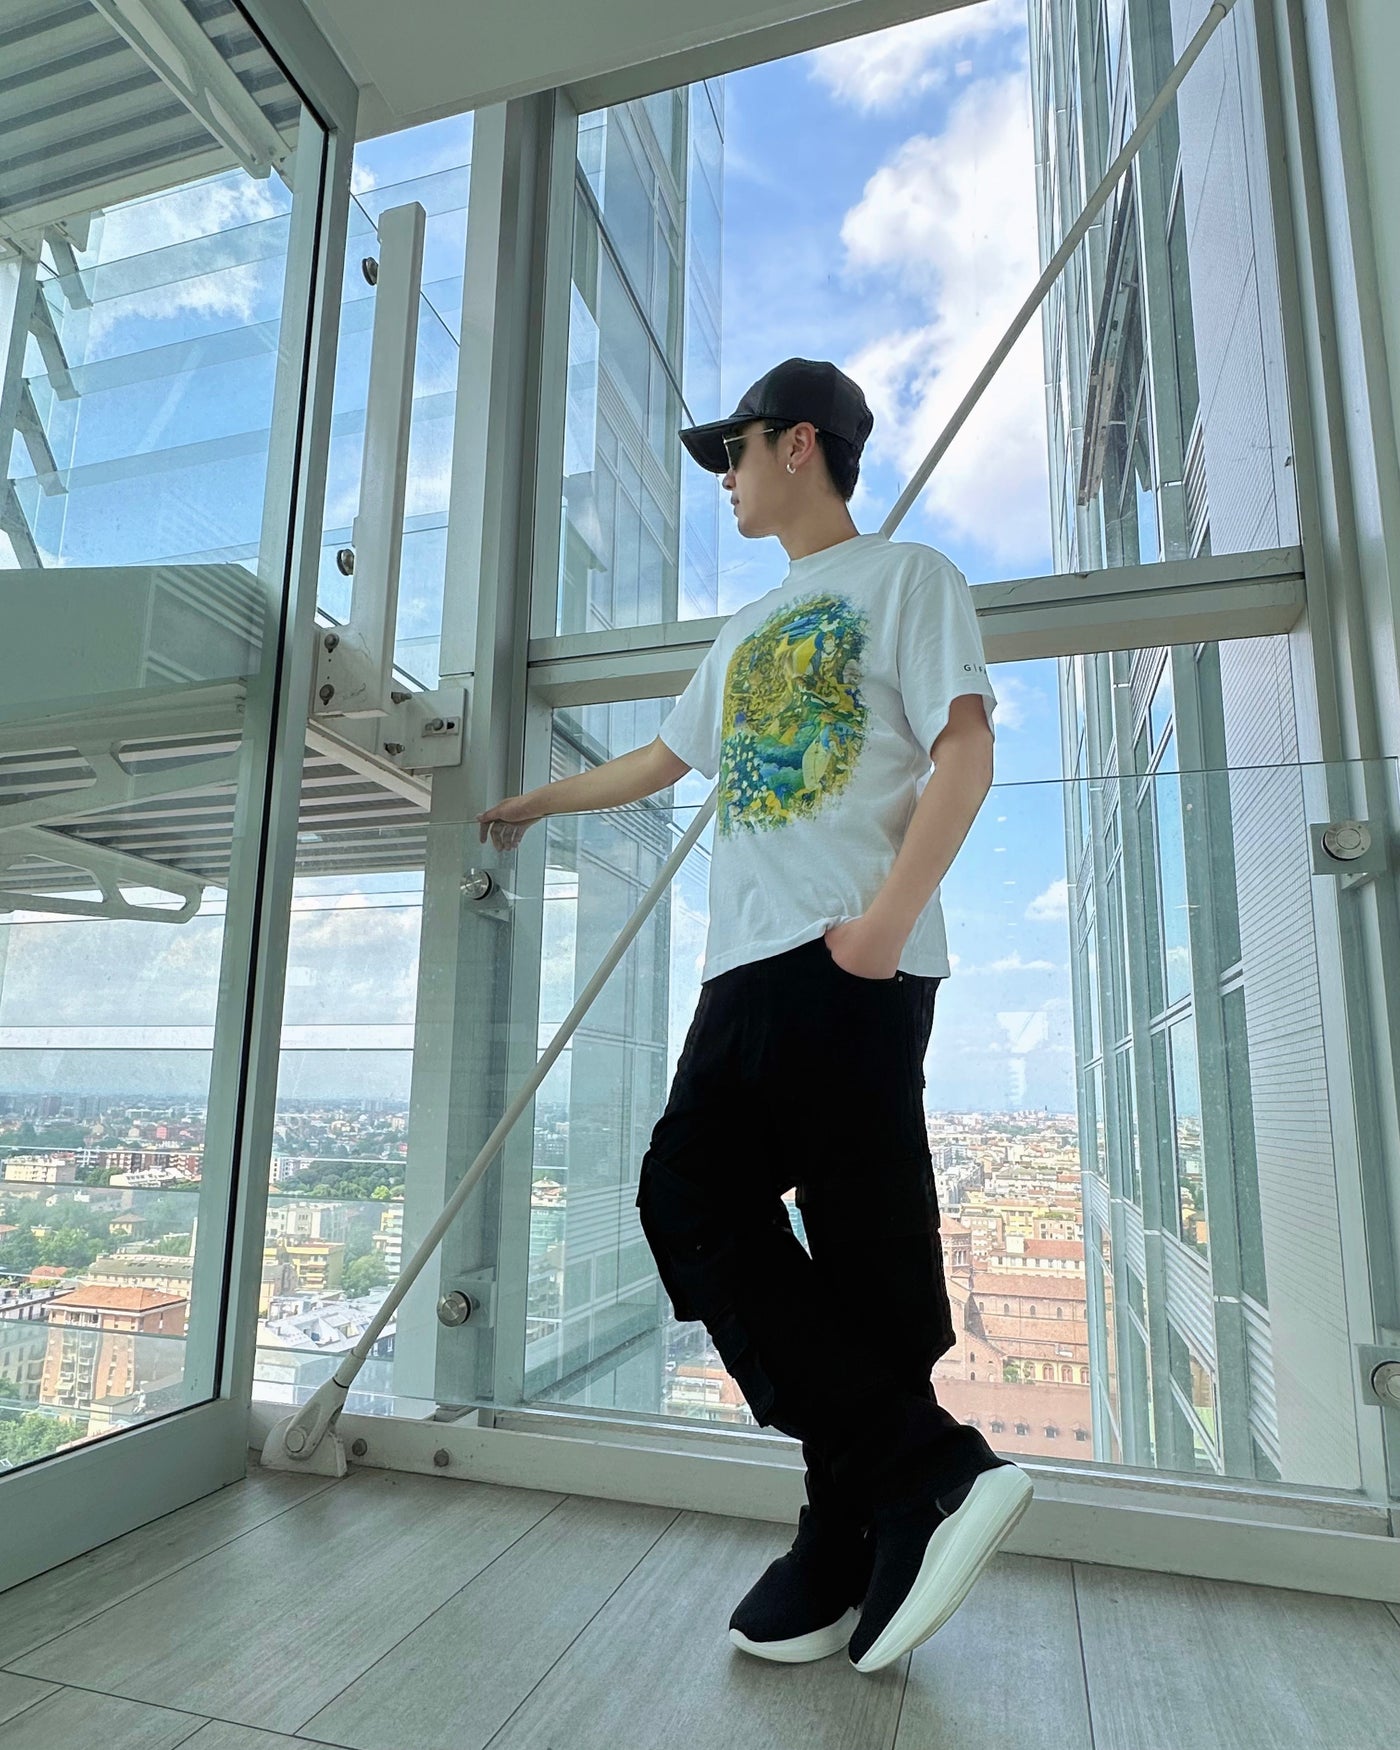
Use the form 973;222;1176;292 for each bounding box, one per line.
343;1253;389;1297
0;1410;88;1467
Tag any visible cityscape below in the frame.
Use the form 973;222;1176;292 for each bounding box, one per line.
0;1089;1107;1476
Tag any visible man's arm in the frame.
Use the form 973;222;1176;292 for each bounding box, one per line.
517;736;691;818
479;737;693;848
864;694;995;946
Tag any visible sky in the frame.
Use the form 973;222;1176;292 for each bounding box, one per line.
3;0;1083;1115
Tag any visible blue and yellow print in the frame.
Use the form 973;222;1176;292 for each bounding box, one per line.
718;591;870;837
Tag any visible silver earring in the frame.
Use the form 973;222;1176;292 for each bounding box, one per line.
786;462;796;475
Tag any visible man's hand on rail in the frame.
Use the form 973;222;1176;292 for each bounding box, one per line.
476;795;545;850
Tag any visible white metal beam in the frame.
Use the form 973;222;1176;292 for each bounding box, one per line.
313;202;426;720
88;0;292;181
524;548;1308;709
0;824;203;922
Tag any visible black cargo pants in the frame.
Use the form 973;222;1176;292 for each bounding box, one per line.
635;933;1000;1524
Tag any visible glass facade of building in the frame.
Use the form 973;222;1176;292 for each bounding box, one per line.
1032;0;1317;1481
535;83;727;1417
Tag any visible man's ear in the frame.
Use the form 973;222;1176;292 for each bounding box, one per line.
794;422;820;466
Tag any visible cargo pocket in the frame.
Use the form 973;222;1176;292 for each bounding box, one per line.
634;1166;701;1322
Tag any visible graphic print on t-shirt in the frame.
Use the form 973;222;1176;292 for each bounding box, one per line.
718;590;870;838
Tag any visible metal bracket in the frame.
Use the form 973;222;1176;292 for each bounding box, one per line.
310;635;465;773
436;1270;497;1331
384;685;465;771
1357;1345;1400;1411
1309;819;1387;888
313;622;383;719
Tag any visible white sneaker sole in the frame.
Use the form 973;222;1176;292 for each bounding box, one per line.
729;1605;861;1663
851;1463;1034;1673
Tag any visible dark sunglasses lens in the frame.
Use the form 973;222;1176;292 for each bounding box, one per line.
722;435;744;469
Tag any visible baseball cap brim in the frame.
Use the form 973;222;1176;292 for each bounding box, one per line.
678;415;751;474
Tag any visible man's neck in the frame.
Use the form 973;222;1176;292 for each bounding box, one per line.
780;510;864;563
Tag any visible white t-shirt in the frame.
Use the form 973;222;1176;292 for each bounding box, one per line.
658;531;996;983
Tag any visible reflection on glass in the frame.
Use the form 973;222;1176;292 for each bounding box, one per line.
560;94;712;636
1099;1242;1121;1444
1117;1043;1141;1206
1;13;320;1470
1092;1058;1107;1180
1169;1320;1219;1472
1168;1013;1207;1257
1223;984;1267;1306
1084;900;1100;1059
1149;659;1174;755
1155;747;1192;1007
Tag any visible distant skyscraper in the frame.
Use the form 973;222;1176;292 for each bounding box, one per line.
532;81;727;1416
1032;0;1331;1485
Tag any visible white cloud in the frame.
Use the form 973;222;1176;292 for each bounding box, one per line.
989;670;1036;730
839;72;1050;567
1025;878;1069;921
961;951;1059;974
808;0;1024;113
84;176;286;353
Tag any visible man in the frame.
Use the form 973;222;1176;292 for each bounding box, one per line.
477;356;1032;1673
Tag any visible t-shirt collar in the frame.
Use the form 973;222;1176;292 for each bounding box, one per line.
784;531;885;577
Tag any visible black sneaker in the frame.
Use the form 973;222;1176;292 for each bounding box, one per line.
728;1504;876;1663
848;1458;1033;1672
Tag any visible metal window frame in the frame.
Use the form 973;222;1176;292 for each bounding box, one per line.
0;2;359;1592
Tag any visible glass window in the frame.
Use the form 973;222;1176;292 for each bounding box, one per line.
1149;658;1174;754
1168;1322;1219;1463
0;17;324;1469
1154;740;1192;1007
1092;1057;1108;1180
1223;985;1267;1305
1168;1014;1207;1257
1105;862;1126;1041
1116;1044;1141;1207
519;0;1320;1488
1166;191;1201;451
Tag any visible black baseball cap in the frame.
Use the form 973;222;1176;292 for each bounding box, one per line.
678;356;875;474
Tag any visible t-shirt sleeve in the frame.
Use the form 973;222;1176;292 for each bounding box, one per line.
657;635;728;781
897;556;997;763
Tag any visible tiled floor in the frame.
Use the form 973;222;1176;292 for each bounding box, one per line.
2;1459;1398;1749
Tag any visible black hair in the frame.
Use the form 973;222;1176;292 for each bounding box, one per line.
763;421;860;502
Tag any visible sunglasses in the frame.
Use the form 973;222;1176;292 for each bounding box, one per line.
721;426;781;471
